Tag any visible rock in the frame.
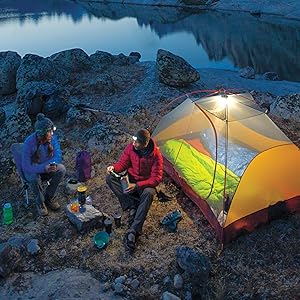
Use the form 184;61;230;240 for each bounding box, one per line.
263;72;280;81
26;239;41;255
239;66;255;79
149;284;160;295
156;49;200;87
42;94;71;118
163;276;172;285
0;243;22;278
130;278;140;289
129;51;141;60
161;291;181;300
16;81;58;115
7;235;27;250
176;246;211;285
173;274;183;290
65;204;104;233
0;51;21;95
73;73;115;96
66;106;96;127
50;48;91;72
101;282;111;292
113;53;132;66
0;109;32;147
115;275;126;284
58;249;67;259
270;94;300;122
250;91;276;107
1;268;101;298
99;273;108;283
0;108;6;126
185;291;192;300
90;51;114;68
114;282;125;294
16;54;68;90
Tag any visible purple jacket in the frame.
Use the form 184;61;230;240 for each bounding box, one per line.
22;132;62;174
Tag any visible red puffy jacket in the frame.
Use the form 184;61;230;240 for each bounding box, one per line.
113;139;163;189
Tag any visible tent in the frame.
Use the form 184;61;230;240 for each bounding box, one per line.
152;91;300;244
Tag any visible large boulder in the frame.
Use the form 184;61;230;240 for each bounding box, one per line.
16;54;68;90
0;109;32;147
156;49;200;87
0;243;22;278
90;51;114;69
0;268;101;298
0;51;22;95
270;94;300;122
43;94;71;119
16;81;58;114
16;81;70;118
50;48;91;72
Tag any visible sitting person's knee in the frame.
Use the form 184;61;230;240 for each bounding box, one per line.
143;187;156;197
57;164;66;175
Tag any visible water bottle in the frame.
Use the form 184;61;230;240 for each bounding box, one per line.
120;175;129;193
3;203;13;225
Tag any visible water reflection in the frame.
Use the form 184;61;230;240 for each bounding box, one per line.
0;0;86;23
0;0;300;81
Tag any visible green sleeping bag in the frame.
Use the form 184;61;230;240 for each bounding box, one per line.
161;139;240;213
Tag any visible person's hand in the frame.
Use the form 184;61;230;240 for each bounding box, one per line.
45;164;57;173
124;183;137;193
107;165;114;174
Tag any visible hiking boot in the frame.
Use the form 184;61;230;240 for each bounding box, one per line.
160;209;182;232
45;199;60;211
157;191;173;202
124;230;137;254
37;203;48;217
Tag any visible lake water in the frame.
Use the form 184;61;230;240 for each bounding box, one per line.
1;0;300;81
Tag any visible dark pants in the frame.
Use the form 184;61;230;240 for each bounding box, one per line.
24;164;66;207
106;174;156;234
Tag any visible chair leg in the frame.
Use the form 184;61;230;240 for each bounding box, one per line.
25;188;29;206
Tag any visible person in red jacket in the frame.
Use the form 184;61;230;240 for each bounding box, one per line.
106;129;163;252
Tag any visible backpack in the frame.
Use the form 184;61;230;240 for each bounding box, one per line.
76;151;91;182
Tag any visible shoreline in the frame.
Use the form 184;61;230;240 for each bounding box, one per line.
73;0;300;21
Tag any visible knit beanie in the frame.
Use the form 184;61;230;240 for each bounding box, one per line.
133;129;151;145
34;113;54;137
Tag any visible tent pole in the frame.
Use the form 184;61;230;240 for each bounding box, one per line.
221;94;229;247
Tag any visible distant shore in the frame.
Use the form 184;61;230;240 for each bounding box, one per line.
74;0;300;21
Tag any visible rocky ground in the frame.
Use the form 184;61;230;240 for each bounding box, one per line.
0;48;300;299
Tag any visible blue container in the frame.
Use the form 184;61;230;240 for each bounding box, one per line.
93;231;110;249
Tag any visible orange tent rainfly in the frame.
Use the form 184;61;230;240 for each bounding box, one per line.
153;90;300;244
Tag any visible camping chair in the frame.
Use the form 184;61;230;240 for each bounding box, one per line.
10;143;50;207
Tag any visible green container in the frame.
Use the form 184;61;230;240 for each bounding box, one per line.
3;203;13;225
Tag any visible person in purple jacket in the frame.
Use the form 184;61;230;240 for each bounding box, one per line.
22;113;66;216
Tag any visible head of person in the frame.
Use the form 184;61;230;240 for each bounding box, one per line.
132;129;151;151
34;113;56;143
